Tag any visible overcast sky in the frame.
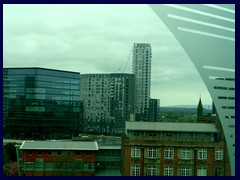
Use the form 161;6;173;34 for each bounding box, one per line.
3;4;212;107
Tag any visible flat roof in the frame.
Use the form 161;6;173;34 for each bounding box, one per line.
20;140;98;151
98;145;121;150
3;67;80;74
126;122;218;133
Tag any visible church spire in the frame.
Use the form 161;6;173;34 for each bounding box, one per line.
197;97;203;117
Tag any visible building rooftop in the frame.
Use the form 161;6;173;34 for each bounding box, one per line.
98;144;121;150
3;67;80;74
126;122;218;133
20;140;98;151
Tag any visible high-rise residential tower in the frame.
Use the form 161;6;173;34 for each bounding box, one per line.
80;73;135;135
132;43;152;121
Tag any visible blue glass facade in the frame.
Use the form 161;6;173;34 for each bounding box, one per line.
3;68;81;140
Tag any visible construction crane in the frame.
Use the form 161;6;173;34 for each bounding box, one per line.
118;45;133;73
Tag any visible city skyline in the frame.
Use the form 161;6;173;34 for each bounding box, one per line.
3;4;212;106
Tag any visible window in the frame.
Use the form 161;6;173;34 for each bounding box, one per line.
25;162;34;170
27;151;32;156
197;167;207;176
48;151;52;156
75;159;83;169
133;131;140;136
197;133;206;138
57;151;61;156
45;162;54;170
62;151;72;156
166;132;173;137
87;163;93;170
215;167;224;176
180;133;191;138
76;151;81;156
148;148;157;158
55;162;63;169
198;148;207;160
179;148;191;160
215;149;223;160
148;132;157;136
164;166;173;176
165;147;174;159
131;165;140;176
131;147;140;158
179;167;191;176
38;151;42;156
147;166;156;176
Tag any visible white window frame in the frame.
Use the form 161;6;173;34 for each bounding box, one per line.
131;147;140;158
179;148;191;160
179;166;191;176
147;165;156;176
164;147;174;159
215;149;223;160
164;166;173;176
197;167;207;176
148;148;157;158
131;165;140;176
198;148;207;160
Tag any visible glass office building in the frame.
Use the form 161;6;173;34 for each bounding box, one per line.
3;68;81;140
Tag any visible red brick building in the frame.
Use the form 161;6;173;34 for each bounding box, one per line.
17;141;98;176
122;121;230;176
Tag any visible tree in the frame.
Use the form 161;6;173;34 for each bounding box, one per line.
3;148;10;176
3;143;18;176
4;143;17;162
3;148;10;164
7;162;18;176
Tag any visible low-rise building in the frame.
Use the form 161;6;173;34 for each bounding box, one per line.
95;143;121;176
122;121;230;176
16;136;122;176
16;141;98;176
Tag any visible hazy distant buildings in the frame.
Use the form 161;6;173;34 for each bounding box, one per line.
132;43;152;121
3;68;81;140
80;73;135;135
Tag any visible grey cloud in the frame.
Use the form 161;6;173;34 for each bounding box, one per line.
3;4;212;106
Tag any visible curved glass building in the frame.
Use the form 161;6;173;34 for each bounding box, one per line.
149;4;235;175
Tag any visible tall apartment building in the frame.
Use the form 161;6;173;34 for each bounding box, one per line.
80;73;135;135
3;68;81;140
132;43;152;121
122;121;230;176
